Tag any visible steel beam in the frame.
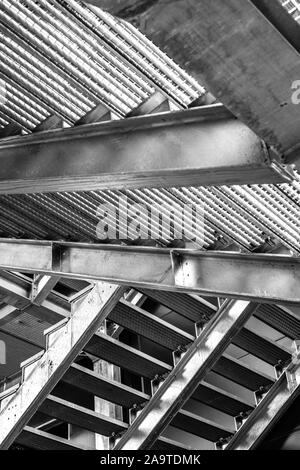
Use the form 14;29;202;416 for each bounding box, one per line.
90;0;300;160
226;345;300;449
39;395;128;437
0;278;275;400
85;332;172;379
1;240;300;303
30;275;60;306
215;354;274;391
115;300;257;450
171;250;300;303
0;272;69;322
0;239;175;288
15;426;193;451
16;426;92;450
0;282;125;450
0;105;289;194
0;275;35;311
109;299;194;349
62;363;149;408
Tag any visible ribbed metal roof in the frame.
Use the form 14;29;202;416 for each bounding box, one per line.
0;0;204;129
0;0;299;255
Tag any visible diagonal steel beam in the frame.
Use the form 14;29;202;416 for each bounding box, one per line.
0;282;125;450
0;104;289;194
251;0;300;54
115;300;257;450
1;240;300;303
90;0;300;160
0;272;69;322
226;344;300;450
30;275;60;306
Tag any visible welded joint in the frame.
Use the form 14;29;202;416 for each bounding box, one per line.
51;243;64;272
21;351;46;384
274;358;290;379
253;235;281;254
20;350;45;384
114;300;257;450
173;344;188;366
195;314;212;336
127;90;170;118
170;250;186;288
109;430;126;449
44;318;69;350
30;273;60;306
234;410;252;431
215;435;234;450
263;143;296;183
30;275;40;303
0;385;20;412
286;340;300;393
0;384;20;403
44;317;69;337
210;233;232;251
129;402;148;425
105;320;120;337
74;103;115;126
286;369;298;394
254;384;273;406
270;160;295;183
98;319;108;335
293;339;300;355
151;372;170;395
26;242;67;281
67;283;95;303
0;283;125;450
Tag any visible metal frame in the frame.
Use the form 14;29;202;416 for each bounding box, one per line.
0;104;288;194
115;300;258;450
0;240;300;302
0;282;125;449
226;343;300;449
30;275;60;306
92;0;300;159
